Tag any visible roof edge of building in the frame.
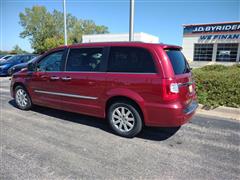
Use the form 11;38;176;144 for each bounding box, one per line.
83;32;158;37
183;21;240;27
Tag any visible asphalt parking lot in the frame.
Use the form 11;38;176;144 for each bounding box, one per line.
0;77;240;180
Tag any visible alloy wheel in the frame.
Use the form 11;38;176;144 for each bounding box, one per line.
112;106;135;132
16;88;28;108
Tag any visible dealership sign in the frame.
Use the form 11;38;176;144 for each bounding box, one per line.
184;23;240;34
199;34;240;41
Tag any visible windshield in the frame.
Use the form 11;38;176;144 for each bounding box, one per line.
2;55;22;64
0;55;12;60
4;55;13;60
165;49;190;75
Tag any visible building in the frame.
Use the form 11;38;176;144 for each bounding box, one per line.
82;32;159;43
182;22;240;67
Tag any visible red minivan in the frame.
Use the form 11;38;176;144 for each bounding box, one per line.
10;42;198;137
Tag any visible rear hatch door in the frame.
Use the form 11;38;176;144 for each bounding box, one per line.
165;49;196;107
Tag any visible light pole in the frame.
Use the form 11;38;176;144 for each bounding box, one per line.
63;0;68;45
129;0;134;41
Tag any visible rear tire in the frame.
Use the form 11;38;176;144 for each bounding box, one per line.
108;101;143;138
14;85;32;110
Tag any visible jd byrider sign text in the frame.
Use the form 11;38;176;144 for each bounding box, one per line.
184;23;240;34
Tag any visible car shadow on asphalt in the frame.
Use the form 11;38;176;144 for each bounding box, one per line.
9;99;180;141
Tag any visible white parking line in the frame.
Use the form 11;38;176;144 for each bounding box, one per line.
0;88;9;92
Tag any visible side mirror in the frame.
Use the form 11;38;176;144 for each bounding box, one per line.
27;62;36;72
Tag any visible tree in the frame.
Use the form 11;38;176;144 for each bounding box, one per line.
19;6;55;53
43;36;65;50
19;6;109;53
0;50;9;55
11;45;26;54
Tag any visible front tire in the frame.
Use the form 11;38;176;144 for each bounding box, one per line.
15;86;32;110
108;101;143;138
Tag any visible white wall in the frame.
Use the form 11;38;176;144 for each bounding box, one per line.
182;33;240;66
182;36;199;62
82;32;159;43
190;61;239;68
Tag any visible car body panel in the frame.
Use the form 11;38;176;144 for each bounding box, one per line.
51;72;108;118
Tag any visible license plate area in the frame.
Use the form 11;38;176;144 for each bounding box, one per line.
178;81;194;95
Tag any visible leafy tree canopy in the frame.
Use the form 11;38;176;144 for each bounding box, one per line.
19;6;109;53
11;45;27;54
0;45;28;55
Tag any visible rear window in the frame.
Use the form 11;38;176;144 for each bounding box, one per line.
165;49;190;75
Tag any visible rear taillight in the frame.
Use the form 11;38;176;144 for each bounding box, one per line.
170;83;179;93
162;78;179;101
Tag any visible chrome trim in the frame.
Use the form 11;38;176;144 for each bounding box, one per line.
106;72;157;75
61;76;72;81
34;90;98;100
178;81;194;87
33;70;158;75
61;71;157;74
50;76;60;80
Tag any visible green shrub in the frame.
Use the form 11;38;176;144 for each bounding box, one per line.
192;65;240;108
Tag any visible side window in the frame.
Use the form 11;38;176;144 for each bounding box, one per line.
17;56;25;63
37;51;63;72
22;56;30;62
66;48;103;72
107;47;156;73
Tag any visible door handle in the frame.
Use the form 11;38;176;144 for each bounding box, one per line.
40;75;48;80
88;81;96;85
61;76;72;81
50;76;60;80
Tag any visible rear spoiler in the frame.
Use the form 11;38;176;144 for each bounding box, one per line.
163;45;182;50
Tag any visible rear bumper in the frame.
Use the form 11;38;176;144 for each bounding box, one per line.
144;100;198;127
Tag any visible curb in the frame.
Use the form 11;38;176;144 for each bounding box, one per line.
196;104;240;121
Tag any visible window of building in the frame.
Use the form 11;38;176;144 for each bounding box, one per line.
216;43;238;62
107;47;156;73
193;44;214;61
66;48;103;72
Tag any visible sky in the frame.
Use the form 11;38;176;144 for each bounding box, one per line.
1;0;239;52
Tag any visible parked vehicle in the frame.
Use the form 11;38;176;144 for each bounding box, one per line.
8;56;40;75
10;42;198;137
0;54;37;76
0;54;14;61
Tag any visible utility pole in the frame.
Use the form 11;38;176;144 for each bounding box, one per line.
63;0;68;45
129;0;134;41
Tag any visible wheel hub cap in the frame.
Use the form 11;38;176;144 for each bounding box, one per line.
112;107;135;132
16;89;28;107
